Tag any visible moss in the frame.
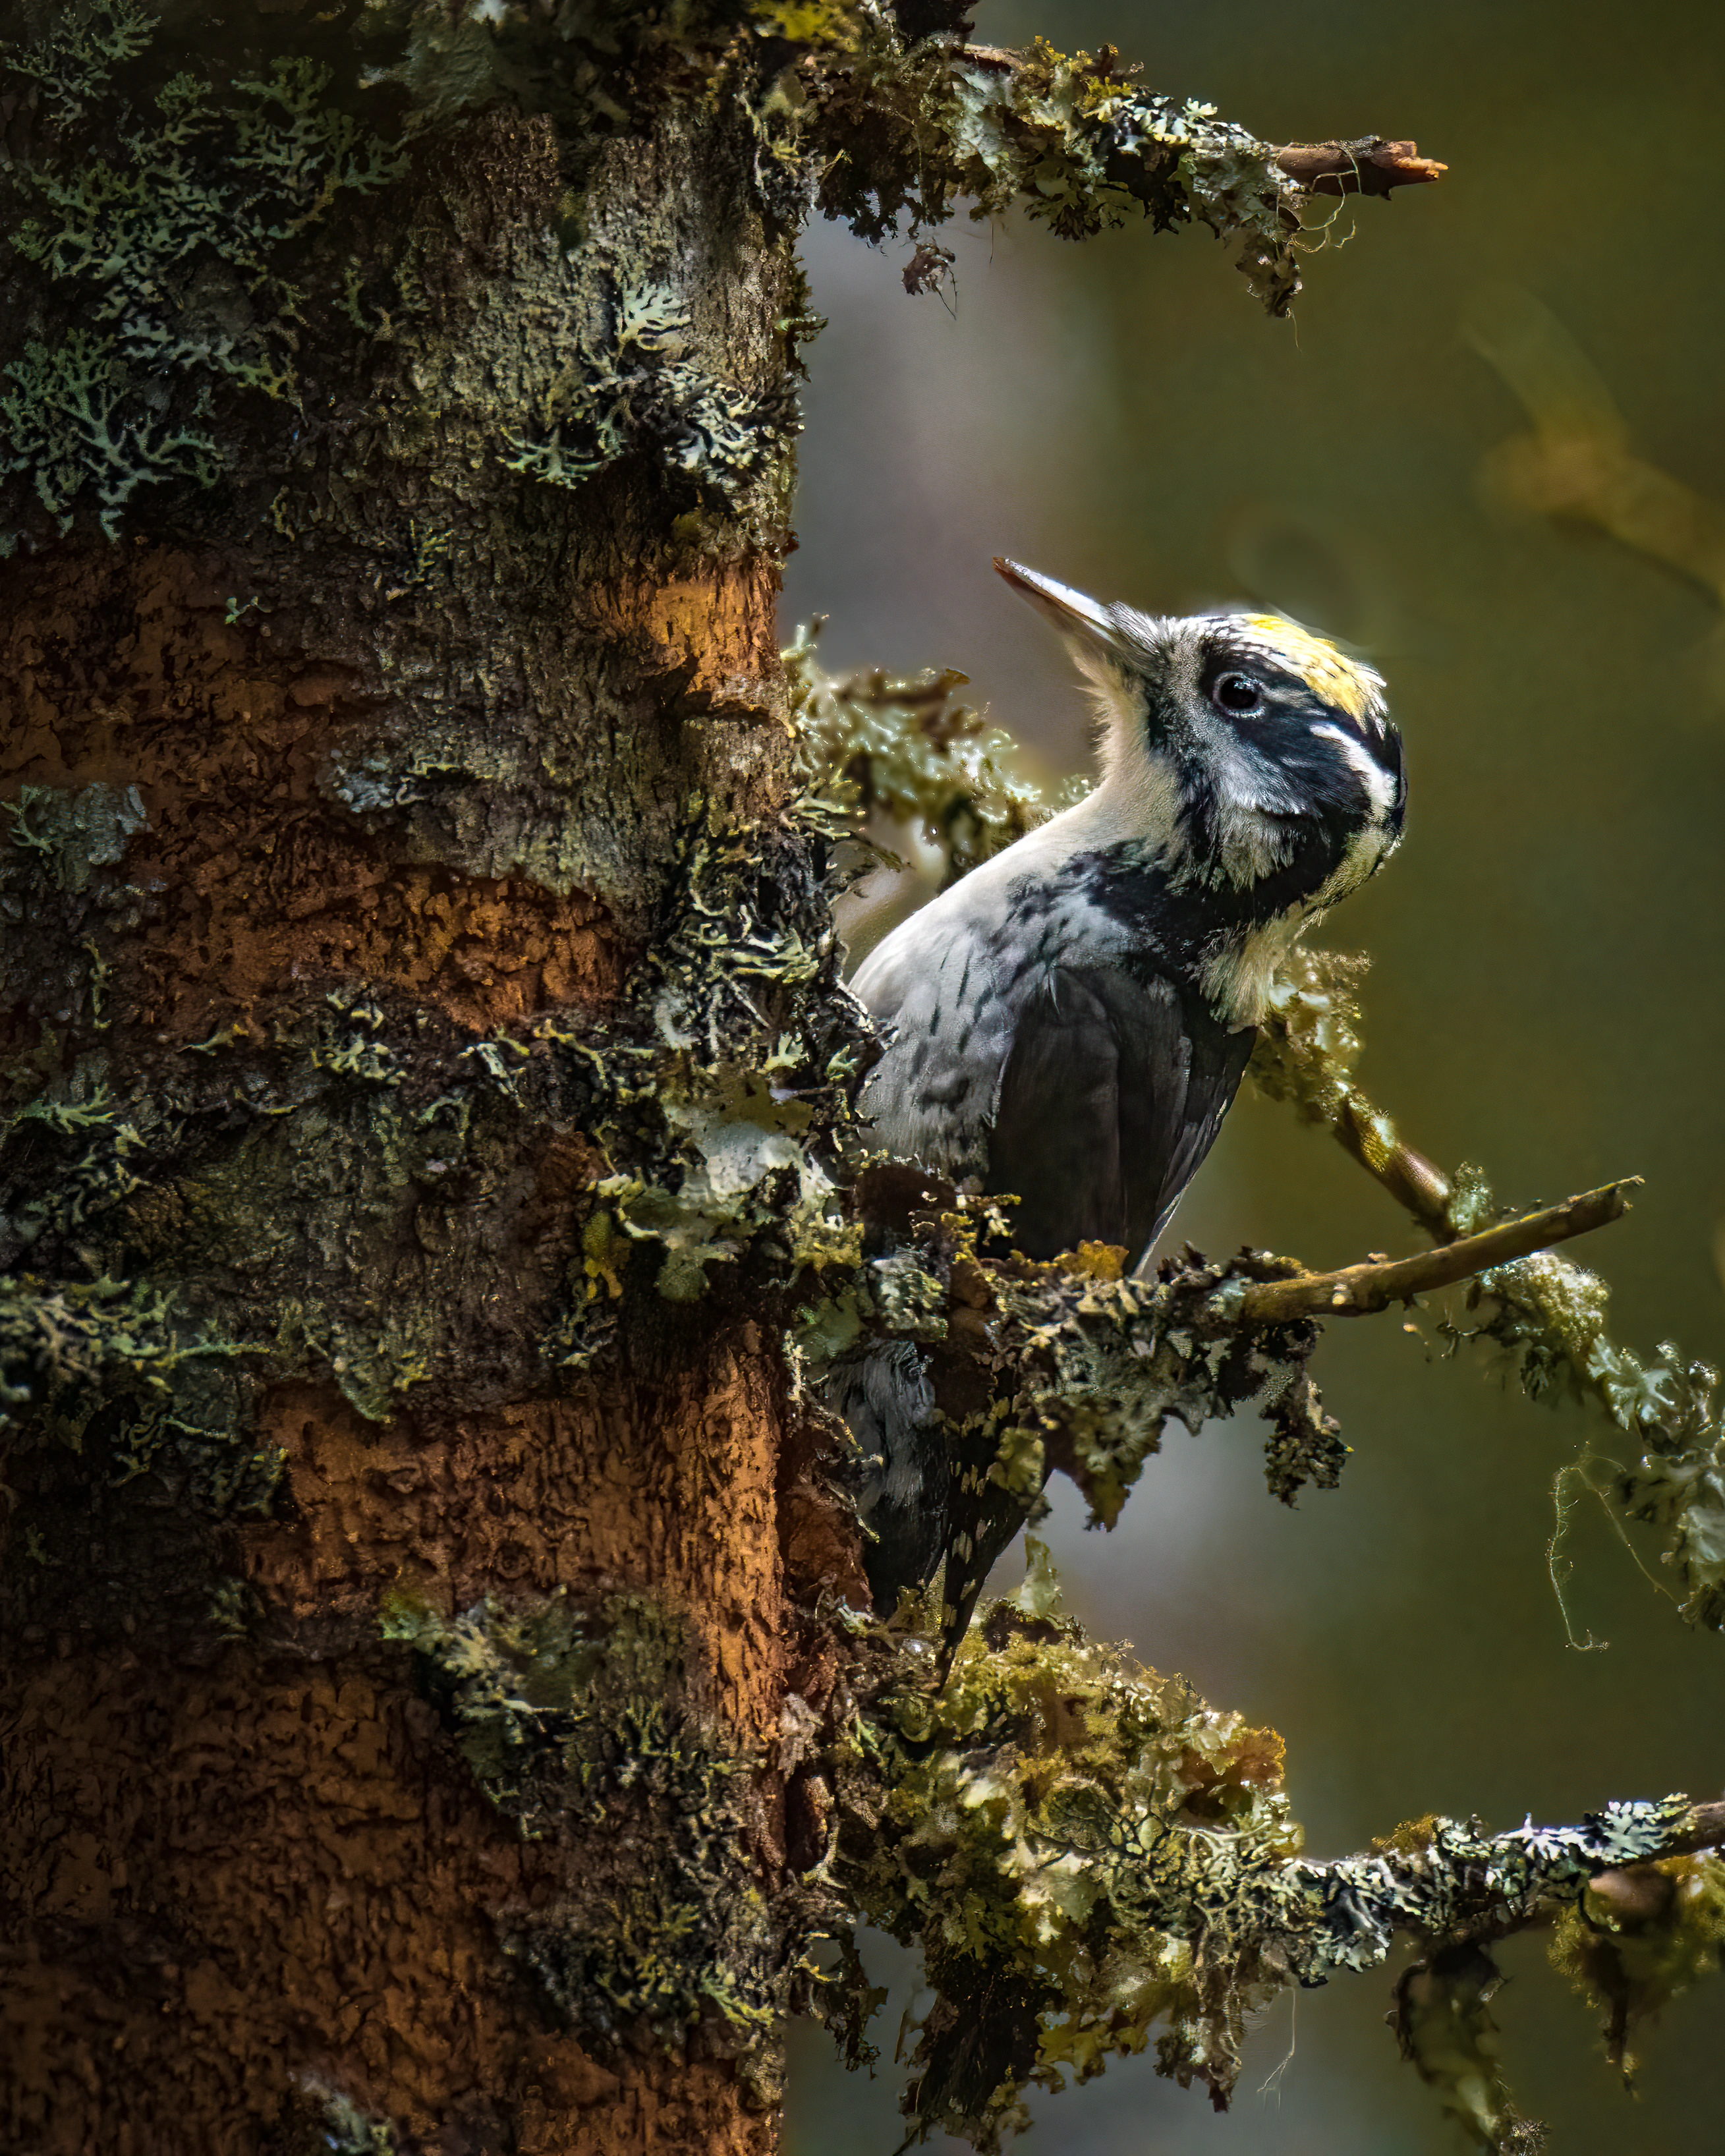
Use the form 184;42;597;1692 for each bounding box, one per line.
812;1168;1342;1646
0;757;876;1514
836;1574;1297;2144
535;791;870;1327
1551;1855;1725;2081
383;1588;793;2051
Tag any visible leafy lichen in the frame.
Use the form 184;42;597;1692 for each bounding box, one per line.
826;1564;1704;2149
784;622;1075;886
0;780;149;892
0;27;401;547
500;276;800;505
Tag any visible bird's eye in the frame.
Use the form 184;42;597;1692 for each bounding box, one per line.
1212;672;1264;716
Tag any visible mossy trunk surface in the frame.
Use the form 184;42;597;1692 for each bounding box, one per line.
0;11;840;2152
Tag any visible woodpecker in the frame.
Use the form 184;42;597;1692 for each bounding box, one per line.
839;557;1406;1616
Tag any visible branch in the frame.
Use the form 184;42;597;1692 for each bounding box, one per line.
835;1603;1725;2148
1272;136;1448;196
1235;1179;1638;1323
1251;948;1725;1630
1667;1798;1725;1854
1291;1792;1720;1977
810;32;1443;313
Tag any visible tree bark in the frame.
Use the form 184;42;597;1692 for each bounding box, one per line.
0;13;825;2151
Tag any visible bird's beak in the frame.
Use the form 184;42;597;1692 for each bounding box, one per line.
994;557;1136;661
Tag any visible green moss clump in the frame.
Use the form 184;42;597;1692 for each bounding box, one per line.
383;1589;791;2051
835;1572;1298;2145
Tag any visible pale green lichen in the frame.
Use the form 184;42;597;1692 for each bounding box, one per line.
816;1188;1342;1647
500;277;798;503
830;1564;1704;2149
4;0;152;121
1;780;150;892
0;333;220;541
810;30;1316;313
382;1589;792;2049
0;30;401;545
300;2085;399;2156
784;622;1078;885
0;1270;274;1508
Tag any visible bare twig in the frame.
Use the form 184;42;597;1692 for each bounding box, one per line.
1329;1089;1453;1231
1235;1179;1639;1324
1272;137;1448;196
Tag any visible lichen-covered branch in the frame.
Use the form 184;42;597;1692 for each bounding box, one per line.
784;622;1076;886
820;1579;1725;2152
808;30;1442;314
364;1553;1725;2156
1235;1177;1637;1322
1255;951;1725;1627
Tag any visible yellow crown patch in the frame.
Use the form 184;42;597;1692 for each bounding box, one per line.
1239;613;1383;723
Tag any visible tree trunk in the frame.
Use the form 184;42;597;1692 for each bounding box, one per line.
1;12;835;2151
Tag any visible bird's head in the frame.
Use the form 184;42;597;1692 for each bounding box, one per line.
996;557;1405;911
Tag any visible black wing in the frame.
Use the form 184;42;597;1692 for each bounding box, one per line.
986;963;1253;1266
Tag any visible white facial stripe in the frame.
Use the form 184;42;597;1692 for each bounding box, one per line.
1310;720;1399;819
1076;660;1189;861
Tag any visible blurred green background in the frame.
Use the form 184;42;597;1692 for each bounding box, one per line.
781;0;1725;2148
